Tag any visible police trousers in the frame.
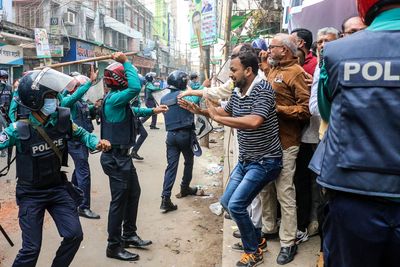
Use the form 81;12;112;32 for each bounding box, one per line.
100;149;141;249
68;142;91;210
323;191;400;267
162;129;194;197
13;184;83;267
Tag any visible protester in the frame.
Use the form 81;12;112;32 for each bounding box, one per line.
179;47;282;267
291;28;317;76
261;33;310;265
141;73;162;129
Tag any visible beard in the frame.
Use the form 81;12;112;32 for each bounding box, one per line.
268;57;280;67
233;78;246;90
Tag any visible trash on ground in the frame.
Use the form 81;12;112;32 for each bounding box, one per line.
209;202;223;216
206;164;223;175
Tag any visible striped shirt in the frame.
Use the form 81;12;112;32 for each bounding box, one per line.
224;77;282;161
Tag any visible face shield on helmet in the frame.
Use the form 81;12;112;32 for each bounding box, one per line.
103;62;128;90
18;67;76;111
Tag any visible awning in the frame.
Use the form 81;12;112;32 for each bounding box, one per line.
104;16;142;39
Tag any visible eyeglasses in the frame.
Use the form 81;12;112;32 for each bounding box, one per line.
268;45;284;50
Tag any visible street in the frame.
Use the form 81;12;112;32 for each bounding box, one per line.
0;120;224;267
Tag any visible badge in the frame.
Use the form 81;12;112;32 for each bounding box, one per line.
274;73;284;83
0;132;9;143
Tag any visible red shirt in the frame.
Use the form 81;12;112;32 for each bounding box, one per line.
303;51;317;76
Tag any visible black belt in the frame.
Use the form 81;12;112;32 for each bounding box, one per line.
109;147;130;156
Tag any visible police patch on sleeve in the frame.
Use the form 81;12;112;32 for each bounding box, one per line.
0;132;9;143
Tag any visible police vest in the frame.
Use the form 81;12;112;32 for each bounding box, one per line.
161;89;194;131
74;100;94;133
311;30;400;197
16;107;71;188
100;93;136;148
0;83;12;111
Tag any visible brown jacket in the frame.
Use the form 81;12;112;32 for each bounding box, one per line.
267;59;311;149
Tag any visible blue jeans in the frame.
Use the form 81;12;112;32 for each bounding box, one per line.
221;157;282;253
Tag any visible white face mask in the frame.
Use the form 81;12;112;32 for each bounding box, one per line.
40;98;57;116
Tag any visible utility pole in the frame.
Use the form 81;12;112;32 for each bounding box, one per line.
224;0;233;61
199;45;211;148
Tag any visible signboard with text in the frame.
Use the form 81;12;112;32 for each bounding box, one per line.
0;43;23;65
189;0;218;48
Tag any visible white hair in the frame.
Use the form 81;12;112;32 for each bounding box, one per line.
317;27;340;39
275;33;298;55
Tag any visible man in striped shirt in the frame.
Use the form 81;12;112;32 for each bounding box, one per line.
179;47;282;267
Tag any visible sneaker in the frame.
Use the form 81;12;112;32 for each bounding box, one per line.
232;238;267;253
276;244;297;265
296;229;309;244
316;252;324;267
308;220;319;237
236;248;264;267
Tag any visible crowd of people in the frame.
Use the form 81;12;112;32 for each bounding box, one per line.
0;0;399;266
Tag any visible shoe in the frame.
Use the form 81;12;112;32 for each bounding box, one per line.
261;231;279;240
150;126;159;129
224;212;232;220
232;238;267;253
308;220;319;237
176;186;198;198
130;151;144;160
236;248;264;267
106;247;139;261
233;229;241;238
296;229;309;244
160;197;177;213
78;208;100;219
276;245;297;265
122;235;152;248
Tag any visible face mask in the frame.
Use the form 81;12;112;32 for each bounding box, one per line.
40;98;57;116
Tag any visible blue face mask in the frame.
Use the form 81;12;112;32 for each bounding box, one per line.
40;98;57;116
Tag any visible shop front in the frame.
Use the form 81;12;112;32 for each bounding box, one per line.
0;43;24;85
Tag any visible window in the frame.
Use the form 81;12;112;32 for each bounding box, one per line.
86;18;95;41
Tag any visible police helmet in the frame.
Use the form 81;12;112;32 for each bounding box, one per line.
18;68;76;111
189;72;199;80
0;70;9;79
358;0;400;25
167;70;189;90
69;71;81;77
145;73;155;83
103;62;128;90
251;38;267;51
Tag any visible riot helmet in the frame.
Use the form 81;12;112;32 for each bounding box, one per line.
167;70;188;90
18;67;75;111
357;0;400;25
0;70;9;80
70;75;90;93
189;72;199;81
103;62;128;90
145;72;156;83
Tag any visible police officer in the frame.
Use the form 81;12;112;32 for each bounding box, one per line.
0;68;110;267
130;74;168;160
140;72;162;129
160;70;201;213
60;69;100;219
310;1;400;266
100;52;153;261
189;72;204;90
0;70;12;113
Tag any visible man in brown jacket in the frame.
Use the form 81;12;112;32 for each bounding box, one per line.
260;33;310;265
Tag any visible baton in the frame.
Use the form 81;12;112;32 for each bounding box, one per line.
0;224;14;247
34;51;138;70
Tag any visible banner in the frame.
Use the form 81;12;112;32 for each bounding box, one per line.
189;0;218;48
34;28;51;58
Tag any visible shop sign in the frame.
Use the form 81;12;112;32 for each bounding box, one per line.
0;43;23;65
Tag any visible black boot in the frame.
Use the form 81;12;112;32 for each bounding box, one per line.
160;197;177;213
177;186;198;198
130;151;144;160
